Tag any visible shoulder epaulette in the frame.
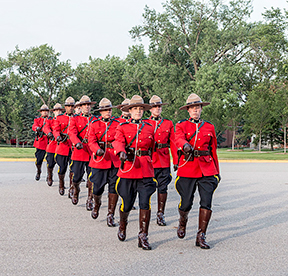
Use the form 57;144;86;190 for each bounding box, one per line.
203;120;212;125
177;119;188;124
120;122;129;126
144;121;152;127
113;119;120;123
91;119;99;124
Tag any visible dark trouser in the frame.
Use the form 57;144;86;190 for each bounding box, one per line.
55;151;72;175
70;160;91;183
35;148;46;166
175;175;218;212
116;177;156;212
46;152;56;169
154;167;172;194
89;165;118;196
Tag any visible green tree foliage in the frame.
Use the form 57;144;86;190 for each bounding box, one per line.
7;44;73;108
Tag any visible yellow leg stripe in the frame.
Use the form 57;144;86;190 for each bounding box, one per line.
69;160;73;170
214;175;219;183
153;178;158;187
174;176;182;209
115;177;124;212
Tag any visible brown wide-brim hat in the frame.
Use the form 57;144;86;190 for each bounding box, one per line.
121;95;151;112
78;95;96;106
179;93;210;110
37;104;50;112
50;103;64;112
149;95;168;107
64;96;75;106
95;98;117;111
117;98;130;109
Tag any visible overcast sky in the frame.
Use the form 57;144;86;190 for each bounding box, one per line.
0;0;287;68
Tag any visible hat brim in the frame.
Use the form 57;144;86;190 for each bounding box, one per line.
95;105;117;111
121;103;151;112
149;102;168;107
50;108;65;112
179;102;210;110
37;109;50;112
116;104;129;109
78;101;97;106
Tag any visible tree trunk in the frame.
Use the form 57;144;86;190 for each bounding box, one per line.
284;126;287;154
259;130;262;151
232;129;235;150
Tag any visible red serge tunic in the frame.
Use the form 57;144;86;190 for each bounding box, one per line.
32;116;48;150
43;117;57;154
113;119;155;179
68;114;94;162
145;116;178;168
53;113;73;156
175;119;219;178
88;117;120;169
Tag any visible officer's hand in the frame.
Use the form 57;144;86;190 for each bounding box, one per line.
56;136;62;142
183;143;192;153
173;164;178;171
47;132;53;139
119;151;127;162
96;148;105;156
36;127;41;133
215;174;221;183
75;142;83;150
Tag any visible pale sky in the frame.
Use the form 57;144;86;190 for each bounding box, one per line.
0;0;287;68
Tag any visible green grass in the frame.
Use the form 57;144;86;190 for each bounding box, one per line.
0;147;35;158
1;146;288;160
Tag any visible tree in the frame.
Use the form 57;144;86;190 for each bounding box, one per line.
7;44;73;108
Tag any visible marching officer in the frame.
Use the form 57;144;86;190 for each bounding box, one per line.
74;101;82;115
88;98;120;227
68;95;96;210
32;104;49;181
145;95;178;226
43;103;64;186
113;95;156;250
53;96;75;196
175;93;220;249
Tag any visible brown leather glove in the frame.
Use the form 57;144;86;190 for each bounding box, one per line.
183;143;192;153
56;136;62;142
75;142;83;150
119;151;127;162
47;132;53;139
96;148;105;156
173;164;178;171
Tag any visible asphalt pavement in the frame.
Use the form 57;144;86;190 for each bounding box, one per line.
0;161;288;276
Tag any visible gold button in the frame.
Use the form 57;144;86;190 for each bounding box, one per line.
128;136;131;138
158;140;160;142
198;146;200;149
198;138;200;140
139;140;141;142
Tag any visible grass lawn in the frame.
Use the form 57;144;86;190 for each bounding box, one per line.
1;146;288;160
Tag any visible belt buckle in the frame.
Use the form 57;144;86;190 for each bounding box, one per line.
194;150;200;157
136;149;141;157
158;143;162;149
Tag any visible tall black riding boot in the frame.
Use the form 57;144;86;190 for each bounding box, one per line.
47;167;53;186
58;174;65;196
91;195;102;219
86;179;94;211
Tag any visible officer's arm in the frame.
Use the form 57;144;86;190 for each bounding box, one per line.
68;117;81;145
169;122;178;165
112;125;126;156
88;122;101;154
210;126;220;174
175;122;189;150
32;118;40;132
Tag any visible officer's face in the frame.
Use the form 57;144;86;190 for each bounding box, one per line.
81;103;91;115
100;109;112;119
65;105;74;115
150;105;162;117
74;106;81;115
54;110;62;117
188;105;202;120
130;106;144;120
40;110;49;117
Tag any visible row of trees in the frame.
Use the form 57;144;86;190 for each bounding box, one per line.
0;0;288;150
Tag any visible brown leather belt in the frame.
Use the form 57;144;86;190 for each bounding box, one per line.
126;148;152;161
98;141;113;149
184;150;211;161
156;143;169;149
